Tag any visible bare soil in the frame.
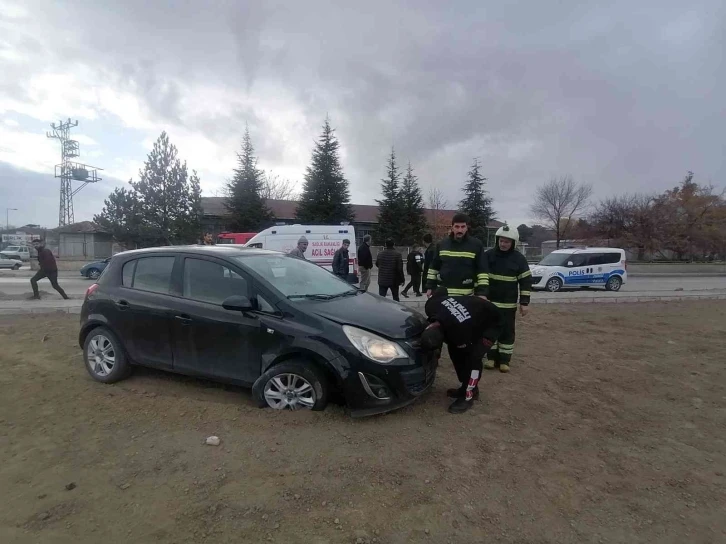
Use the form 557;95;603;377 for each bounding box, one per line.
1;301;725;544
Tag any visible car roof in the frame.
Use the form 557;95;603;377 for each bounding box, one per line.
550;247;625;254
113;246;283;258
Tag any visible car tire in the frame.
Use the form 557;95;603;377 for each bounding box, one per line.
545;277;563;293
256;360;328;411
83;327;132;384
87;268;101;280
605;276;622;292
13;264;21;270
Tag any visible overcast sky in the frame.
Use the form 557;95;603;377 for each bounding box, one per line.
1;0;724;230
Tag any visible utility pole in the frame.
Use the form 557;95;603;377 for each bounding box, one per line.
47;119;103;227
6;208;17;232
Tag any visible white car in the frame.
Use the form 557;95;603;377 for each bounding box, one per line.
0;254;23;270
0;245;31;261
531;248;627;292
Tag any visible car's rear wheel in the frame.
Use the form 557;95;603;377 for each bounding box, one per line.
83;327;132;383
257;361;328;411
545;277;563;292
605;276;622;292
87;268;101;280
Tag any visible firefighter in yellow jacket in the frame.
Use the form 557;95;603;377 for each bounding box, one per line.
483;225;532;372
425;213;489;298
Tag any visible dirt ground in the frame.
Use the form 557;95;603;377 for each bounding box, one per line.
1;302;725;544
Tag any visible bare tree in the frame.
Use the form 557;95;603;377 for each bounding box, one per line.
427;187;450;240
530;175;593;248
261;171;300;201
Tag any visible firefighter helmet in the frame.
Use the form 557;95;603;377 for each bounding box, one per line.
495;224;519;243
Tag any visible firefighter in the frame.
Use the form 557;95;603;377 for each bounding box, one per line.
425;213;489;298
421;287;503;413
484;225;532;373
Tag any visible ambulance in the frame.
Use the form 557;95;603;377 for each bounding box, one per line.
242;225;359;283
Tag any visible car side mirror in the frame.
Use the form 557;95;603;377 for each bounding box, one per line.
222;295;254;312
567;261;574;267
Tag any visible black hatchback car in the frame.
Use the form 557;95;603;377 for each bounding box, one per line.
79;246;438;417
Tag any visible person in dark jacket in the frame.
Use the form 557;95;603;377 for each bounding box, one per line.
422;287;503;413
375;239;404;301
425;213;489;298
357;235;373;291
402;245;424;298
422;233;435;284
483;225;533;373
30;239;69;300
332;239;351;280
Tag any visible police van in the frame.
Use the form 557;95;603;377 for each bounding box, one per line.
242;225;359;283
530;247;627;292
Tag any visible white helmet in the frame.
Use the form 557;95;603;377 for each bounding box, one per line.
495;224;519;243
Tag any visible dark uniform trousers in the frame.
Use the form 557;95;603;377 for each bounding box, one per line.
449;342;486;396
486;308;516;366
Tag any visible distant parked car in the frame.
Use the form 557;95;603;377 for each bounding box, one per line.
0;254;22;270
0;245;31;261
80;258;111;280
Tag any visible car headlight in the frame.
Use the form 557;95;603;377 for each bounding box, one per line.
342;325;408;364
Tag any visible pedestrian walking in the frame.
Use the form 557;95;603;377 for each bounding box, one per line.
375;239;405;301
332;239;351;280
30;239;69;300
483;225;532;373
357;235;373;291
425;213;489;298
401;244;424;298
421;287;503;413
287;236;308;259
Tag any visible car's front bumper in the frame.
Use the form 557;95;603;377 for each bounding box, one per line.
340;344;439;417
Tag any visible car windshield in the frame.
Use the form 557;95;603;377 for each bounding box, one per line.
538;252;574;266
234;254;357;298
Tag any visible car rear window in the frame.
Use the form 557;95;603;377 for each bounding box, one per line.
603;253;622;264
125;256;175;294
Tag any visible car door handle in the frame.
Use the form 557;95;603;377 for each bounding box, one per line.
115;300;130;310
174;314;192;325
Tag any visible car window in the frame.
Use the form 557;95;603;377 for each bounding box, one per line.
569;254;588;267
131;257;175;294
122;260;136;287
235;254;356;298
587;253;606;266
256;293;276;313
538;252;573;266
183;258;248;304
603;253;622;264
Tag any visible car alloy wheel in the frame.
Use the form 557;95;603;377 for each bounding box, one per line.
87;333;116;377
546;277;562;292
263;373;316;410
606;276;622;292
88;268;101;280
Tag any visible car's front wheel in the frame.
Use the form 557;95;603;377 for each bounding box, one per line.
13;264;20;270
256;361;328;411
83;327;132;383
545;277;563;292
87;268;101;280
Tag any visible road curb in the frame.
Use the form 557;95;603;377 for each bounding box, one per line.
1;293;725;317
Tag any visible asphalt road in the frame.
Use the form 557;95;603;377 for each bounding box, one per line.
1;273;725;299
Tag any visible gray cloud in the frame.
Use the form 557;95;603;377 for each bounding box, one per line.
2;0;724;226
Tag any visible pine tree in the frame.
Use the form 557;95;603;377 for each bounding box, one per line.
459;158;494;244
225;127;273;231
296;118;354;224
374;147;403;244
130;131;202;245
399;161;428;246
95;132;202;247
